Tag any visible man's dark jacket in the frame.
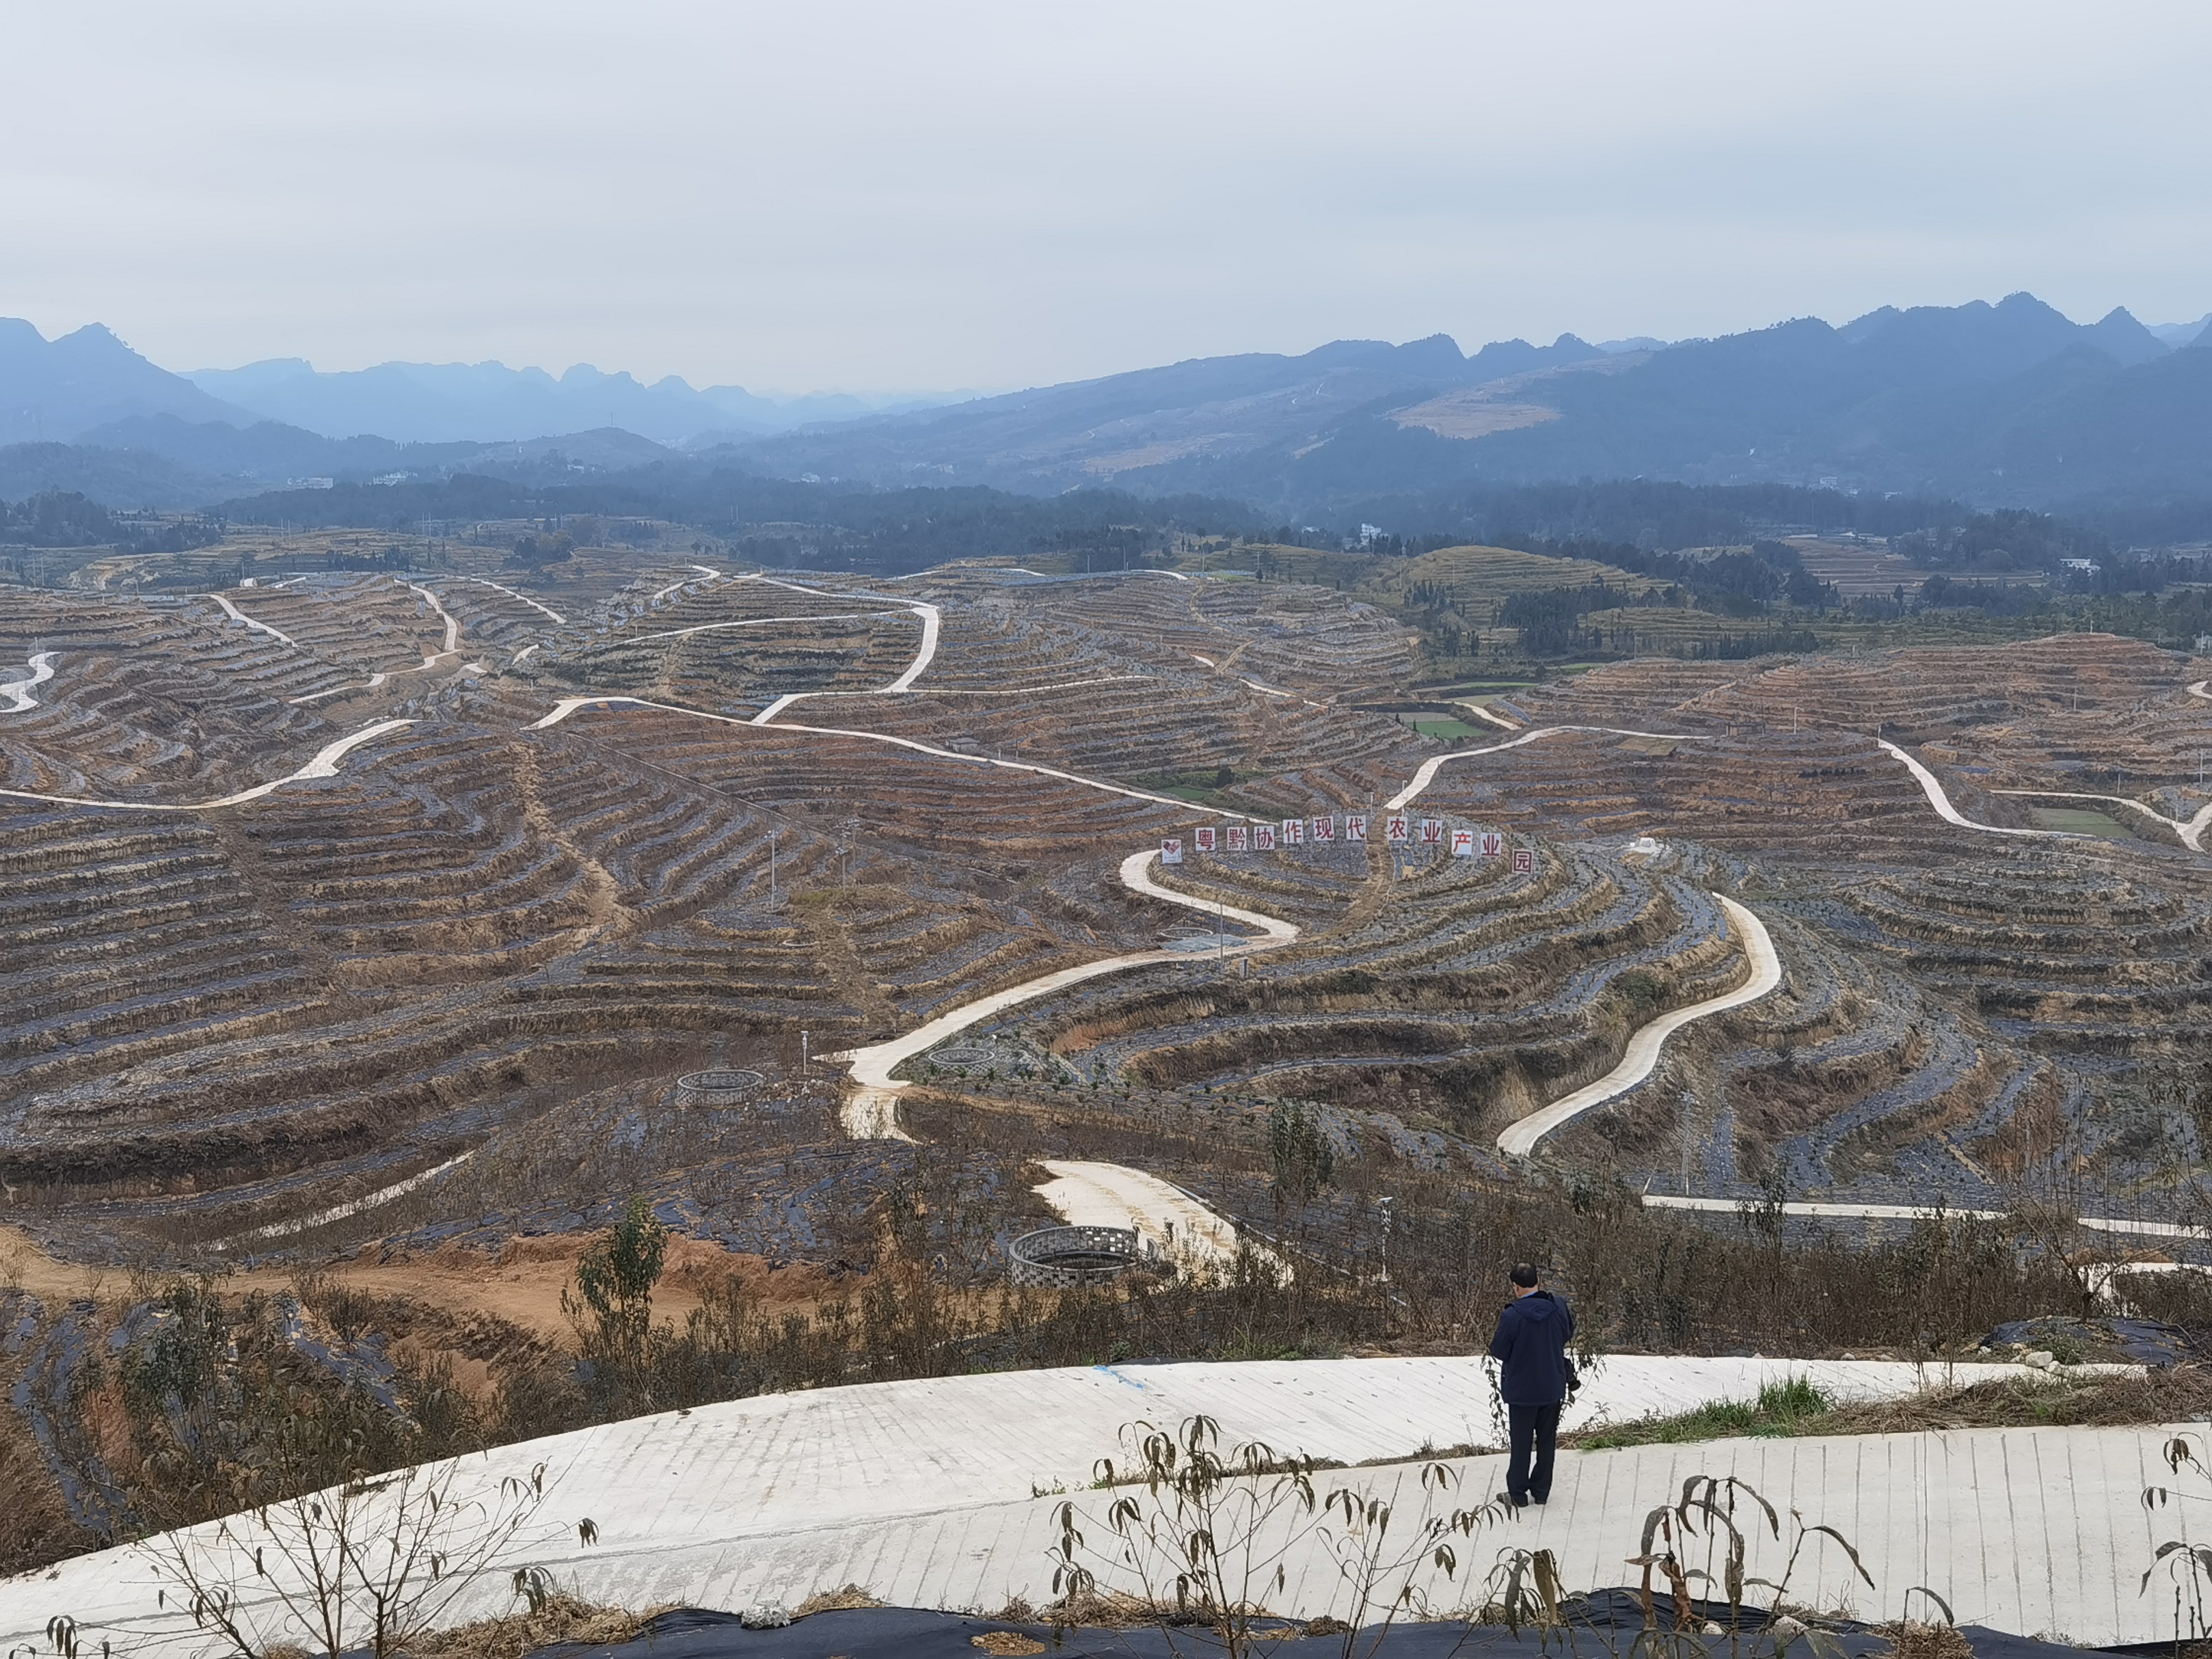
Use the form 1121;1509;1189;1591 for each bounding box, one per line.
1488;1289;1575;1405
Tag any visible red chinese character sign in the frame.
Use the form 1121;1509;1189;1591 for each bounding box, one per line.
1160;837;1183;866
1512;848;1535;874
1420;819;1444;847
1385;815;1410;846
1281;818;1305;845
1450;828;1475;857
1312;815;1336;842
1346;815;1368;842
1227;826;1249;852
1480;831;1505;859
1195;826;1217;853
1254;825;1277;851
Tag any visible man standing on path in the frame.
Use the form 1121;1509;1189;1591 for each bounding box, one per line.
1488;1262;1574;1507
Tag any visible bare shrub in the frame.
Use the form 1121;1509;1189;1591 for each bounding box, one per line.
141;1458;564;1659
1048;1414;1507;1657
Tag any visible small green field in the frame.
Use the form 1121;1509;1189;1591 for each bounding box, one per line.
1125;767;1245;805
1412;716;1485;739
2027;805;2136;839
1573;1377;1833;1449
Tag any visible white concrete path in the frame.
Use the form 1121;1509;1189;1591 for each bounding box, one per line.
834;850;1299;1141
233;1152;478;1244
442;574;568;625
3;1356;2183;1651
0;719;416;811
1646;1193;2205;1241
0;650;55;714
633;611;902;644
284;577;468;704
534;694;1265;821
1459;700;1521;731
1991;785;2212;851
1035;1158;1247;1267
210;591;294;645
731;572;941;724
1499;896;1783;1158
404;580;462;655
1877;739;2078;841
1387;726;1710;811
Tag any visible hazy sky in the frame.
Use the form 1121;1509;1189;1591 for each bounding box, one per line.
4;1;2207;394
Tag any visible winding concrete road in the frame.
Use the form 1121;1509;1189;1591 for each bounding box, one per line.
443;574;568;625
832;848;1300;1141
633;611;903;644
1876;739;2079;840
1379;724;2203;855
285;576;468;704
1386;725;1709;811
0;650;55;714
210;591;293;644
1990;784;2212;851
0;719;416;811
1498;894;1783;1157
537;693;1267;820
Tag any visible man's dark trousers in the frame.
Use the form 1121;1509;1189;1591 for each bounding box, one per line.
1507;1402;1560;1504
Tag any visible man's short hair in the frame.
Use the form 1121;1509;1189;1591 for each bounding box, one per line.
1509;1262;1540;1288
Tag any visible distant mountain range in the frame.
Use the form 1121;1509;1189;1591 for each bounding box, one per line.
181;358;939;445
1;296;2207;518
0;319;945;451
717;295;2212;511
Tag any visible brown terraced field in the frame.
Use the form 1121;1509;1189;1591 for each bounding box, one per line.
6;540;2212;1276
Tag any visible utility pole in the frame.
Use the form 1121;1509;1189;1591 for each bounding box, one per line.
768;829;778;902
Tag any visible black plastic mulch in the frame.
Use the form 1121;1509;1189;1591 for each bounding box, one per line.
529;1593;2138;1659
1984;1316;2203;1366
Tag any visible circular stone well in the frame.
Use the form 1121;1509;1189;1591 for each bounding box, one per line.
674;1069;766;1108
1008;1224;1149;1289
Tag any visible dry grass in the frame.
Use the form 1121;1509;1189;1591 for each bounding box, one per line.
1572;1365;2212;1453
1819;1365;2212;1434
1042;1588;1178;1629
409;1595;660;1659
0;1412;94;1576
794;1583;886;1616
1871;1620;1977;1659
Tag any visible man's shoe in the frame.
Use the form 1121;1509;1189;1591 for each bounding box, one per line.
1530;1494;1549;1506
1505;1493;1530;1508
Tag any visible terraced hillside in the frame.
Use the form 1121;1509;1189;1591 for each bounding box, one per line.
7;536;2212;1261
